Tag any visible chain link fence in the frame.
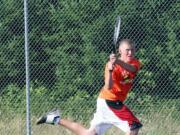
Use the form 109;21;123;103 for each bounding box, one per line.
0;0;179;135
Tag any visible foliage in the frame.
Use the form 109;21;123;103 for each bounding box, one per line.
0;0;179;124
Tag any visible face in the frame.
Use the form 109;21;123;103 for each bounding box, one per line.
118;41;135;62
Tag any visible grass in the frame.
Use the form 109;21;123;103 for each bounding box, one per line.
1;109;180;135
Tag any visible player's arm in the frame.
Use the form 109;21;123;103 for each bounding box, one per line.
104;62;113;89
104;54;116;89
115;59;137;73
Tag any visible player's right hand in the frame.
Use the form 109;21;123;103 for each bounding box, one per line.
109;53;116;64
108;53;116;71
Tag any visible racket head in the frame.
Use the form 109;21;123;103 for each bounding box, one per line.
113;16;121;52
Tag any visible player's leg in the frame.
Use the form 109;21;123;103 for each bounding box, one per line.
59;97;113;135
36;98;112;135
60;119;96;135
89;98;114;135
102;100;142;134
36;109;96;135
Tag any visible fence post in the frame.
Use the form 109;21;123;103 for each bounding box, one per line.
23;0;31;134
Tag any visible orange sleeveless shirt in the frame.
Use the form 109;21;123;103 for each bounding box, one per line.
99;58;141;102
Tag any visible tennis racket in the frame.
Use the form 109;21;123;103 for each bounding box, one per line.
113;16;121;54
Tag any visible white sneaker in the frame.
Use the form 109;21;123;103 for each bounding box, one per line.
36;108;60;125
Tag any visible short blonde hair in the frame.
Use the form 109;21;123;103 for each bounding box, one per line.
118;39;135;48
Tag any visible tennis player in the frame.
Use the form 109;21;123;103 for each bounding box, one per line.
37;39;143;135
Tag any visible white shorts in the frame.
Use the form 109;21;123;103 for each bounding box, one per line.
90;98;142;135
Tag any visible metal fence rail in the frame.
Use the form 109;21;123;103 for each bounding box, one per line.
0;0;179;135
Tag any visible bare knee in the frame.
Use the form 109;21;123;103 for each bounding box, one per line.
126;128;139;135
